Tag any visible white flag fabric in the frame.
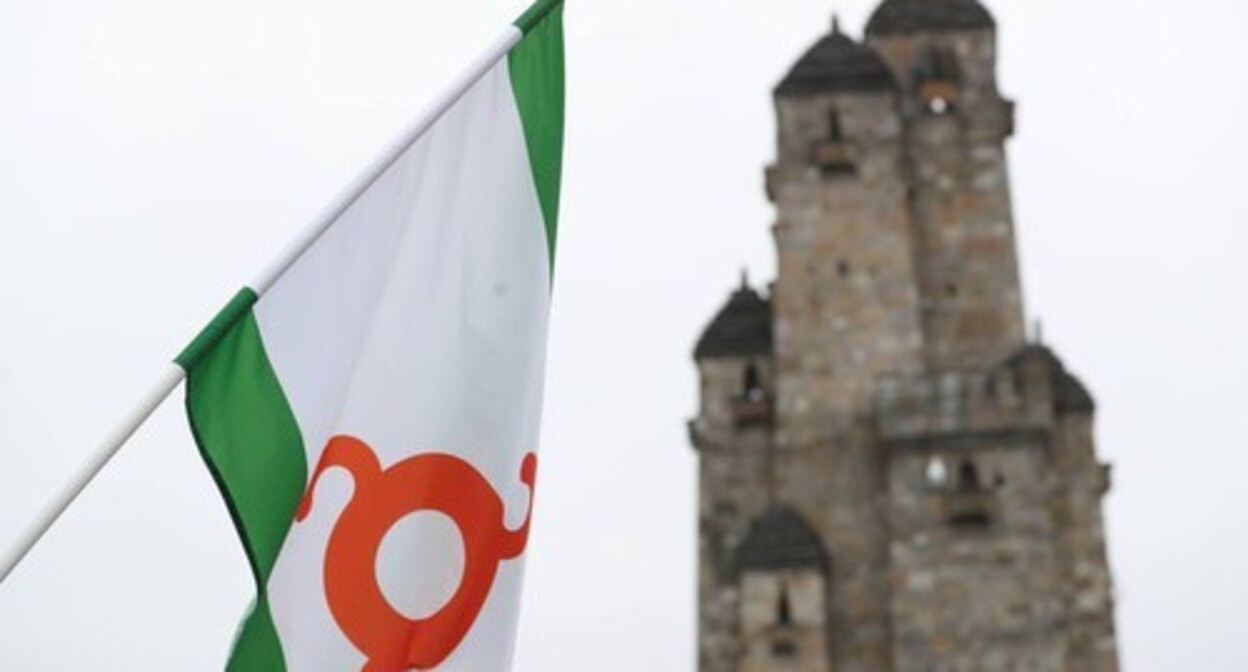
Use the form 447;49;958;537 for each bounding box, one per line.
174;2;564;669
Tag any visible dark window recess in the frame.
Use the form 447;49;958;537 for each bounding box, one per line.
915;46;961;115
732;362;772;427
771;640;799;658
827;110;844;142
945;283;958;298
743;363;765;401
950;505;991;528
814;109;856;176
958;460;982;492
949;459;991;528
958;457;978;489
932;47;960;82
777;586;792;626
821;161;857;178
915;46;960;86
837;260;850;277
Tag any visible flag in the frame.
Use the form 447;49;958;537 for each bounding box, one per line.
173;2;564;669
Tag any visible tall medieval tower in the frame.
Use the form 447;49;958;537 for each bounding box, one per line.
689;1;1118;671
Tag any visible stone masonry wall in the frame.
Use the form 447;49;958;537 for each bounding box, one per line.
886;436;1067;671
693;356;777;672
1049;415;1119;672
875;354;1118;672
770;89;925;443
769;87;922;671
869;29;1026;370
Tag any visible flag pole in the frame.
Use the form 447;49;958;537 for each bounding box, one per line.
0;17;537;584
0;365;186;583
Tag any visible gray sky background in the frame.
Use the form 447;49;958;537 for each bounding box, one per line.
1;0;1245;669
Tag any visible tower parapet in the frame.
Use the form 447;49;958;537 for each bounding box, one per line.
877;344;1096;444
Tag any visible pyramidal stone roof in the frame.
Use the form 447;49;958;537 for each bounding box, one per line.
775;17;896;97
694;279;772;360
737;505;829;572
866;0;995;35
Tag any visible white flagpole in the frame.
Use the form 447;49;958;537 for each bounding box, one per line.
0;365;186;583
0;24;526;585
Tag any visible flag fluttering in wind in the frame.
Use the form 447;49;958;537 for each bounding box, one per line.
174;2;564;669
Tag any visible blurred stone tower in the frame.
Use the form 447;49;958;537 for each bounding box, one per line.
688;1;1119;671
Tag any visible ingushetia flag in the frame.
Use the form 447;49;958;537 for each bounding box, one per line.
173;2;564;669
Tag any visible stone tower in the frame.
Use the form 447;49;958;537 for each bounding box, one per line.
689;1;1119;671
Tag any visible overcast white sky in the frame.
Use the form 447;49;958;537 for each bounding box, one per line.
0;0;1245;669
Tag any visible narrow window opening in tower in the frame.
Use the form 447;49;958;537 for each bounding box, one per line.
958;460;982;493
816;110;856;177
934;47;960;83
777;584;793;626
950;459;992;528
827;110;843;142
743;363;765;401
953;454;993;527
925;456;949;488
837;260;850;277
918;46;960;116
945;283;958;298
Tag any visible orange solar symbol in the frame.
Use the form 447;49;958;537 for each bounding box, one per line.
296;435;536;671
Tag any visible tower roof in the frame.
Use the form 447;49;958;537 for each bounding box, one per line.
866;0;995;36
1003;344;1096;414
737;505;828;572
694;280;772;360
775;17;896;97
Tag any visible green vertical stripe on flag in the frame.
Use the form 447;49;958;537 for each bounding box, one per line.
509;0;565;273
183;300;307;670
513;0;563;36
225;595;286;672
